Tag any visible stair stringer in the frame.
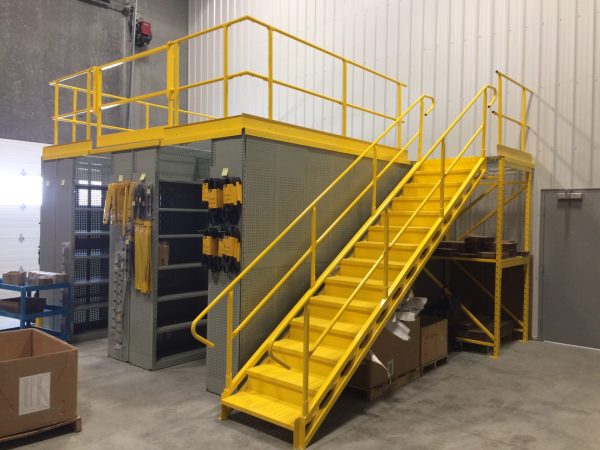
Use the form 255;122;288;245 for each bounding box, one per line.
301;157;487;447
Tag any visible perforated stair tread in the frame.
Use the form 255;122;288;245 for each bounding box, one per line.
291;315;362;336
310;294;377;313
417;167;473;174
249;363;325;393
272;338;343;364
222;391;301;429
355;241;418;249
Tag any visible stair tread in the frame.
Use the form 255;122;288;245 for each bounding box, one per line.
326;274;384;286
369;225;429;231
222;391;300;429
249;363;325;393
272;338;343;364
417;167;473;174
408;181;463;187
311;294;377;312
389;210;439;216
355;241;418;248
291;315;362;335
342;257;406;268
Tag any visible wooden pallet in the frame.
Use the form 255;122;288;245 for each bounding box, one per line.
348;367;421;402
420;355;448;375
0;416;82;444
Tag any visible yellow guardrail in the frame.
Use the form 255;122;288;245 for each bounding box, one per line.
494;70;533;152
50;16;406;147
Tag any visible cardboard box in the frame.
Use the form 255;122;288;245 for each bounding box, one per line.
0;329;78;438
158;241;170;266
350;317;420;389
421;316;448;366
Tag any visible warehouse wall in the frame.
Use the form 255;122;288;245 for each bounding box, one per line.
189;0;600;338
0;0;188;144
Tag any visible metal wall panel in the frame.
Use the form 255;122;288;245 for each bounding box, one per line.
189;0;600;338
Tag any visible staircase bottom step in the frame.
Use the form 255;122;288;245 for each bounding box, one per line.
222;391;301;430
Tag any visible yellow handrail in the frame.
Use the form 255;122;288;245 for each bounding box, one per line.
190;94;434;349
50;16;406;146
494;70;532;152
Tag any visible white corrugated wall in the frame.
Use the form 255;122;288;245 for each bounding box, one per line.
188;0;600;338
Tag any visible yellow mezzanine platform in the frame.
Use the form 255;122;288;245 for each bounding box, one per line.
42;114;410;164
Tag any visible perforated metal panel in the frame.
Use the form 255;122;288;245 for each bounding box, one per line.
206;135;408;393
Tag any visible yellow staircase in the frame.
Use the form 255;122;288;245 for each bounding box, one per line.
191;85;496;449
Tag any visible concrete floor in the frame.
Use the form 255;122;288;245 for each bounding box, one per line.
5;338;600;450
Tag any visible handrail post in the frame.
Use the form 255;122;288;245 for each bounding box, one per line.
268;27;273;120
440;139;446;217
94;66;103;142
225;290;233;390
310;206;317;287
497;74;503;146
383;208;389;298
372;146;378;214
520;88;526;152
145;104;150;128
342;61;347;137
173;42;181;126
53;82;59;145
86;70;91;140
166;42;176;127
418;97;424;160
481;88;488;157
72;90;78;142
397;83;402;151
223;25;229;117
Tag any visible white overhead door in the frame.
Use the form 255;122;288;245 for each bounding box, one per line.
0;138;46;299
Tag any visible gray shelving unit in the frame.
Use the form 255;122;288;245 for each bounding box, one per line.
107;143;211;370
40;155;112;341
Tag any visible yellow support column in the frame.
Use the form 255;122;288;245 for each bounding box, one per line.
493;157;505;358
522;170;532;341
268;28;273;120
53;82;59;145
223;25;229;117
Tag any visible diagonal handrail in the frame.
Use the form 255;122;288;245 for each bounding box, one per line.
190;94;435;349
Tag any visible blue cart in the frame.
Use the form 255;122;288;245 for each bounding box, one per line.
0;280;72;341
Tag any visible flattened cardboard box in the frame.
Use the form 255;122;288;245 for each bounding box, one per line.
0;329;78;438
350;316;421;390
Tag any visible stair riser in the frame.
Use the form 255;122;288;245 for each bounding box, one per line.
323;282;383;300
392;199;448;212
403;185;460;196
309;302;373;323
421;160;477;171
388;215;437;227
367;228;427;243
272;351;335;377
413;172;468;184
290;324;355;348
354;245;415;260
247;376;314;405
339;263;403;280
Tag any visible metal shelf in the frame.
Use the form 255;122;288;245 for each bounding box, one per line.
157;290;208;303
159;178;203;185
158;234;202;239
73;278;109;286
159;208;207;213
153;348;206;370
74;254;109;260
73;302;109;311
158;262;203;271
157;319;207;335
431;255;530;268
74;231;110;236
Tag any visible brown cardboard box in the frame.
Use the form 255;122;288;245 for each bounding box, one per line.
0;329;78;438
421;316;448;366
350;316;420;389
158;241;170;266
